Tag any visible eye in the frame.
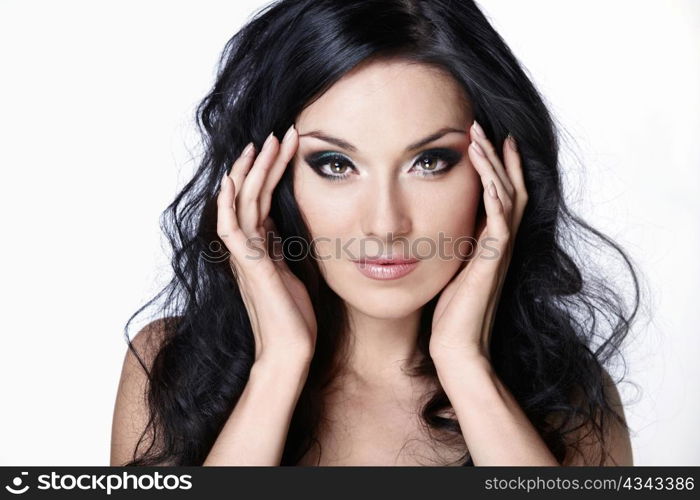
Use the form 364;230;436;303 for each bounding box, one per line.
304;148;463;183
411;148;463;177
304;152;356;183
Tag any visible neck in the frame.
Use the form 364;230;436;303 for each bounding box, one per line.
338;304;427;392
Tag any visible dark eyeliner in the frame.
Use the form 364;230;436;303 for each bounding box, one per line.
304;147;463;182
413;148;463;176
304;152;355;182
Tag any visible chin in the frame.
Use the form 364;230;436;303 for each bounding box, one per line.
344;297;424;320
330;278;440;320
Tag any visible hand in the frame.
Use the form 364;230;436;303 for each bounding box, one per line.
429;121;528;366
217;124;317;365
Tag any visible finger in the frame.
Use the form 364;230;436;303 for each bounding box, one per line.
503;134;528;231
237;132;280;236
482;179;510;243
469;138;514;226
259;124;298;222
451;181;508;312
230;142;256;197
218;173;276;295
503;134;526;192
216;174;249;260
470;120;515;198
464;179;510;290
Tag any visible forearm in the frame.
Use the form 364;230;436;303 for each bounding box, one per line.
434;355;560;466
202;357;310;466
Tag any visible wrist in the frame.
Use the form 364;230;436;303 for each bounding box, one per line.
433;351;493;385
251;354;311;388
256;348;314;369
432;349;491;371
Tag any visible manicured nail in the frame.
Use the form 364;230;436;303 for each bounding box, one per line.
508;134;518;152
242;142;254;157
283;123;296;141
472;119;485;138
262;132;275;150
221;173;228;190
471;141;485;157
488;180;498;199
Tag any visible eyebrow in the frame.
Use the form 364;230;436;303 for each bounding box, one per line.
297;127;467;153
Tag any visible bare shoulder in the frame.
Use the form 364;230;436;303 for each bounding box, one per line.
561;367;634;466
110;317;176;466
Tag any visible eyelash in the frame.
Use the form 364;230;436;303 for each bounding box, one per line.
305;148;463;183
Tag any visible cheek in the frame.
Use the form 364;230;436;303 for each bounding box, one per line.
294;178;357;237
413;176;481;260
293;171;358;275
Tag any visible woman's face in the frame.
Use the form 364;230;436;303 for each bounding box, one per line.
292;59;481;319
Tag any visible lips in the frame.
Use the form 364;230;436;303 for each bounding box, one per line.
351;257;419;265
351;257;420;280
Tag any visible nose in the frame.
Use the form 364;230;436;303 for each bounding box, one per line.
360;178;412;243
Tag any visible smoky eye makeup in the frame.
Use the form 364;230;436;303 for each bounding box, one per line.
303;147;464;183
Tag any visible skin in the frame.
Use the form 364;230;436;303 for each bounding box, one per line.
288;59;485;463
292;59;481;391
110;57;631;466
289;59;631;465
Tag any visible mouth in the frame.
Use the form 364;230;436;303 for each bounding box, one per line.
351;257;419;265
350;257;420;280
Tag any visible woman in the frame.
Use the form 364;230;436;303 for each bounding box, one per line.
111;0;640;466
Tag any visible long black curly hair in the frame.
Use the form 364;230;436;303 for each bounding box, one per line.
122;0;642;466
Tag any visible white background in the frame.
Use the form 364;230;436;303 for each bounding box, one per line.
0;0;698;465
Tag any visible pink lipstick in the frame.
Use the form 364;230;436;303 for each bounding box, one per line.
351;257;420;281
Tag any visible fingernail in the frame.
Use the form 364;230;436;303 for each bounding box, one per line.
472;119;485;138
283;123;296;141
262;132;275;150
508;134;518;152
488;180;498;199
242;142;254;157
221;173;228;189
471;141;485;157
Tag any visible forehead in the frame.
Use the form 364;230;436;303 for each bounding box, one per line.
296;59;472;142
